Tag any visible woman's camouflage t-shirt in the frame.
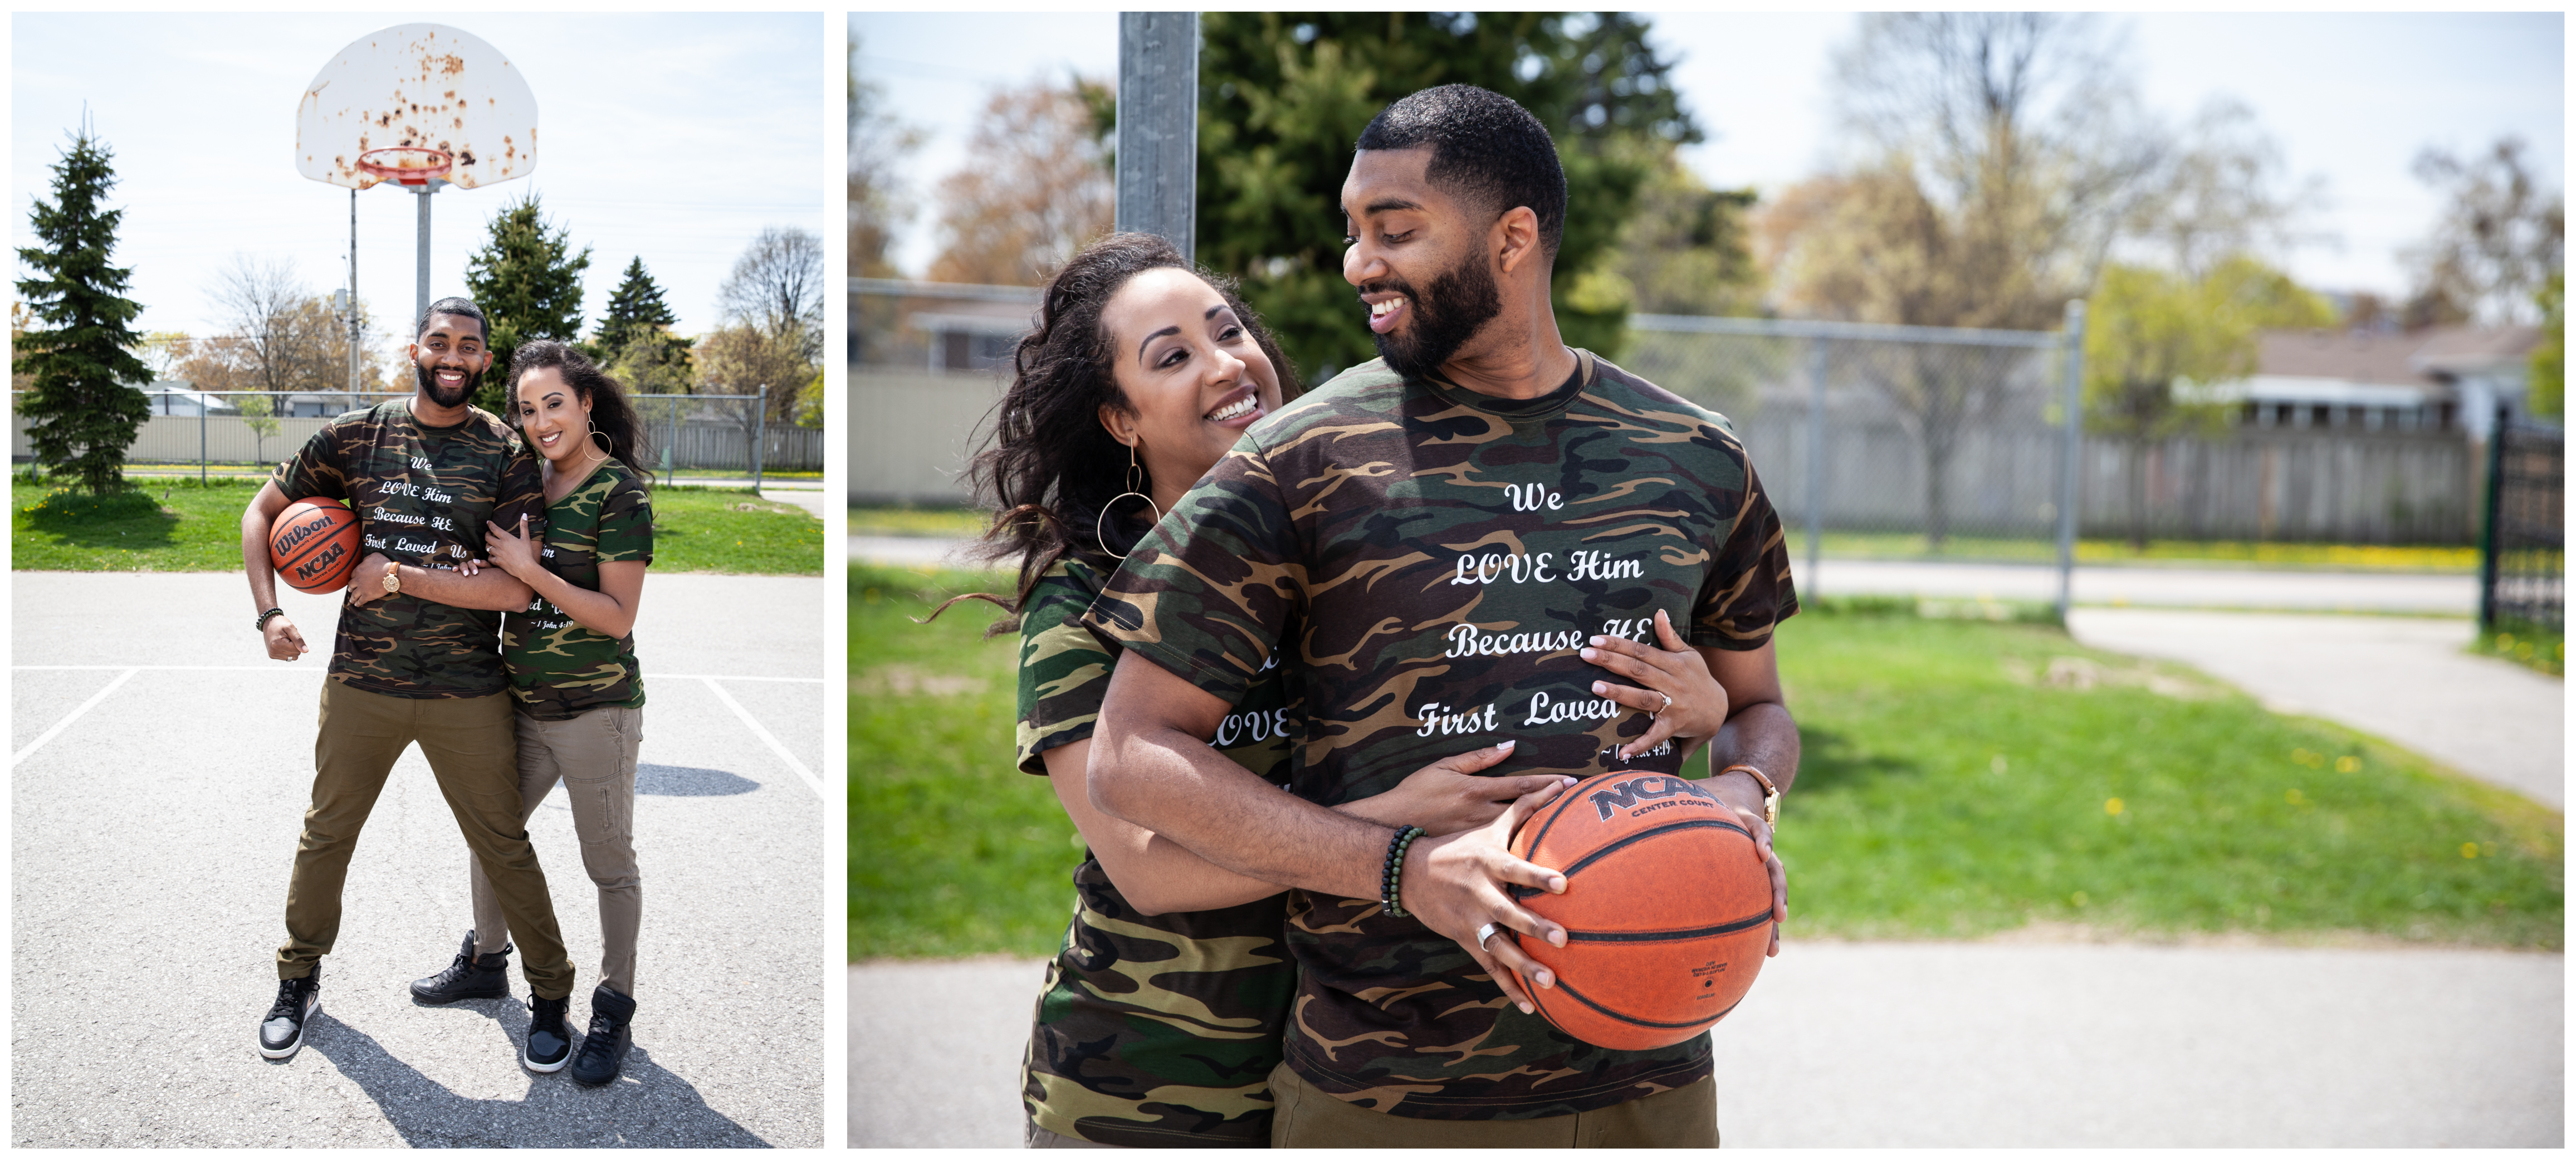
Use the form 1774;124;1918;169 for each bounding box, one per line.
1014;556;1298;1148
1086;351;1799;1122
501;459;653;720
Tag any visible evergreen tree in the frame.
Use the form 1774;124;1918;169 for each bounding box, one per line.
14;128;152;493
593;257;678;352
463;192;592;412
1195;12;1698;383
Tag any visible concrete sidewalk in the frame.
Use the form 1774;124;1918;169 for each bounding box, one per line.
849;943;2560;1147
12;572;827;1147
2070;608;2564;807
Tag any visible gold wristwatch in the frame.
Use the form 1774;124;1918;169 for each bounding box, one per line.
1719;763;1780;828
380;562;402;596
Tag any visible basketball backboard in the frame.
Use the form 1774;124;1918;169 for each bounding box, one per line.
296;23;537;192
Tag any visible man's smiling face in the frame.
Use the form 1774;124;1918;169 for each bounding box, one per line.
1340;146;1504;381
409;314;491;409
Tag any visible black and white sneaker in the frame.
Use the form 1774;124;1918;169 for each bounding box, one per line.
410;930;512;1005
523;993;573;1073
259;968;322;1060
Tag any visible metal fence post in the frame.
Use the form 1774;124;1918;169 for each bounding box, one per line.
1116;12;1199;258
751;384;767;491
1804;338;1826;599
2476;403;2507;630
2055;298;2088;624
199;403;207;483
667;395;681;488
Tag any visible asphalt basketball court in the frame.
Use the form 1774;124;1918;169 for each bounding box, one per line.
12;570;827;1147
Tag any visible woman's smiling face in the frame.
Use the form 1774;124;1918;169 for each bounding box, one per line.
515;366;593;467
1097;267;1284;492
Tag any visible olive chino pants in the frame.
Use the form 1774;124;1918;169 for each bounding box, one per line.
1268;1062;1719;1147
276;679;575;1000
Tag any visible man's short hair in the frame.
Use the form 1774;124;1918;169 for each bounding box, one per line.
1355;84;1566;257
414;296;488;342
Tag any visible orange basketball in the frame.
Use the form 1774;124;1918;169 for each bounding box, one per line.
1502;772;1773;1051
269;498;361;594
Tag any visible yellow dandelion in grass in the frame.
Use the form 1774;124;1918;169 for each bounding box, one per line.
2104;797;2124;815
2070;890;2090;907
2335;755;2360;773
2285;789;2305;805
2461;842;2480;859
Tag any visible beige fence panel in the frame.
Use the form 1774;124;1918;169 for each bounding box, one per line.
849;369;1004;507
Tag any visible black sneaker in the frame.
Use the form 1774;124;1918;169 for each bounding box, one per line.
259;968;322;1060
524;993;573;1073
410;931;512;1004
570;985;636;1087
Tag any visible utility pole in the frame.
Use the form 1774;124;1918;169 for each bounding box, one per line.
1116;12;1198;260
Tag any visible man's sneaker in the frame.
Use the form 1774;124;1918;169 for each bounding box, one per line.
258;968;322;1060
570;985;636;1087
524;993;574;1073
410;931;512;1004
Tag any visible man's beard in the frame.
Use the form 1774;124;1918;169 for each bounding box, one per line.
1371;248;1503;382
414;359;480;409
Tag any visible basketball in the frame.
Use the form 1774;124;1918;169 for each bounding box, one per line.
270;498;361;594
1501;772;1773;1051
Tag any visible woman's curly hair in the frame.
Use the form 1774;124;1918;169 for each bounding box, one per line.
927;232;1299;634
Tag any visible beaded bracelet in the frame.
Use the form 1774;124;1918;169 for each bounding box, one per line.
1380;825;1427;918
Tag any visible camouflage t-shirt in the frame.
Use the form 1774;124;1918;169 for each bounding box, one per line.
1015;556;1300;1147
502;459;653;720
274;399;541;699
1086;351;1798;1121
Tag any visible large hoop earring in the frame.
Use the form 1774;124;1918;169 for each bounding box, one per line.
1095;442;1162;561
581;420;612;464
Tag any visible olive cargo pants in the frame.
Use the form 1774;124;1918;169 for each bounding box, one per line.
277;680;575;1000
471;704;643;997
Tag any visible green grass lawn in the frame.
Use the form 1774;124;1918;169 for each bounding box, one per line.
2473;622;2565;677
849;564;2562;960
850;505;2476;572
13;477;820;575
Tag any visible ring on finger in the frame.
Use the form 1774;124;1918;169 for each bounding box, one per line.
1653;691;1672;717
1475;922;1501;948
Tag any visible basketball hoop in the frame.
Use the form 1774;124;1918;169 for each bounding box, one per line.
356;146;452;188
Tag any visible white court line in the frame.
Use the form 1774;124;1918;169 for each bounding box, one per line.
13;668;140;766
701;677;827;801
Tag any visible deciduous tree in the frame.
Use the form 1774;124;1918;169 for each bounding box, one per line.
2407;137;2565;326
925;80;1114;288
2086;255;2333;547
14;128;153;492
719;227;825;365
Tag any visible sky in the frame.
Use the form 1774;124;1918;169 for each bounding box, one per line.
13;12;829;364
852;11;2564;301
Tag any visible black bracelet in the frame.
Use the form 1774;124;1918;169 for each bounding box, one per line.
255;608;285;632
1380;825;1426;918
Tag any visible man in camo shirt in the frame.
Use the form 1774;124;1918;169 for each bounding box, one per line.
1088;86;1801;1146
240;297;579;1073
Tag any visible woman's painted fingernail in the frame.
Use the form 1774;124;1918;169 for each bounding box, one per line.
1496;739;1515;751
1591;681;1607;694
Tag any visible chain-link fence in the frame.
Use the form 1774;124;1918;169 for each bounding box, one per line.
11;388;822;483
1623;312;2086;611
2480;415;2564;633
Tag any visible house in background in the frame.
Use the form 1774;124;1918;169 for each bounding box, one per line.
2207;325;2544;440
136;380;238;416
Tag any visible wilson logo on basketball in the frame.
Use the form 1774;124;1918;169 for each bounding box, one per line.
1587;775;1723;821
273;519;324;553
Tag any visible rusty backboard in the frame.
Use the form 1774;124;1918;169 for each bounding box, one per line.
296;23;537;192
